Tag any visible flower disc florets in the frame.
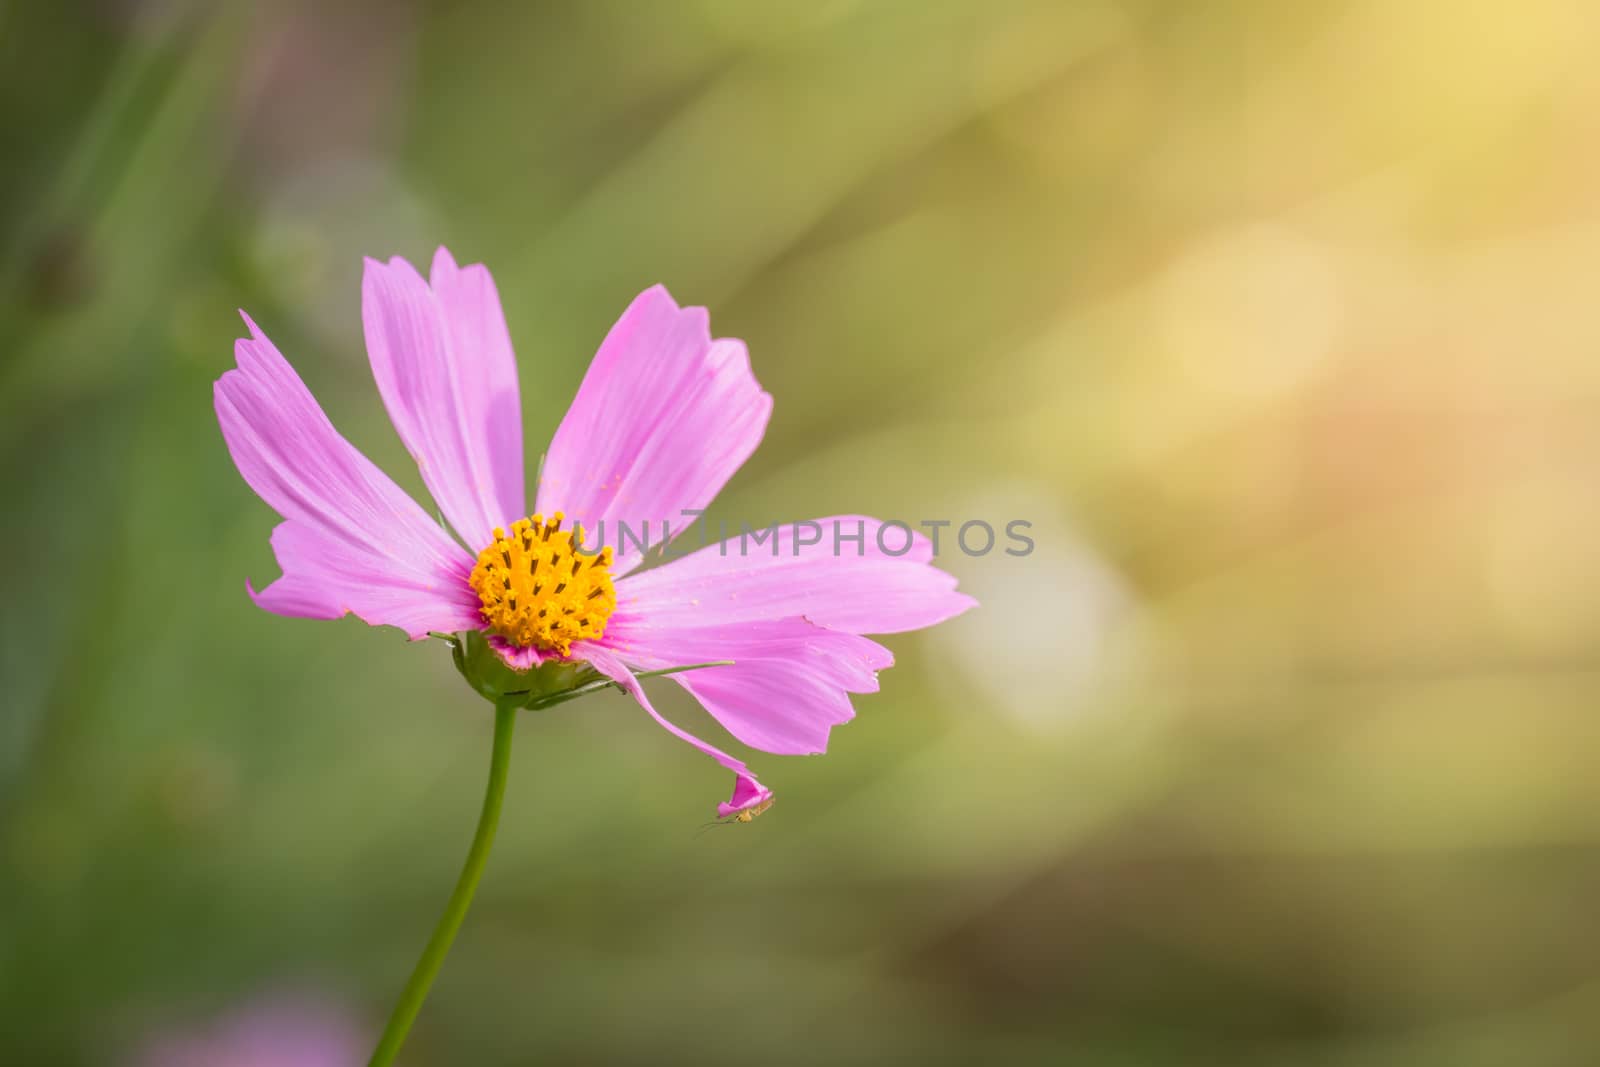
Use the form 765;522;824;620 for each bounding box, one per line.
469;512;615;656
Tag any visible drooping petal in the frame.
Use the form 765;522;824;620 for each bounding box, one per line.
362;248;525;550
593;614;891;755
577;643;772;815
215;313;480;639
616;515;977;635
719;774;774;819
535;285;772;575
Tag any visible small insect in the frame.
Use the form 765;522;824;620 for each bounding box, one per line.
696;795;775;834
729;796;775;823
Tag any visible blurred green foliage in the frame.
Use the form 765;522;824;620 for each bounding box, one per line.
6;1;1600;1064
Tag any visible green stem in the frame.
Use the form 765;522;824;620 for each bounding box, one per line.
367;698;518;1067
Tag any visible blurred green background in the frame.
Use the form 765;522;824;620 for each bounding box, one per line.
6;1;1600;1063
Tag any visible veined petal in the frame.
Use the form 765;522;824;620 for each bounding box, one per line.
363;248;525;550
594;614;891;755
215;314;479;639
249;522;480;636
577;643;772;816
616;515;977;635
535;285;772;575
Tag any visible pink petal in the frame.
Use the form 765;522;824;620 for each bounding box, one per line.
577;643;772;815
363;248;525;551
248;522;480;637
535;285;772;575
616;514;977;635
215;313;480;639
594;614;891;755
487;634;552;672
719;774;773;819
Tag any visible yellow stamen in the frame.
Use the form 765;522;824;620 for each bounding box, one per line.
469;512;616;657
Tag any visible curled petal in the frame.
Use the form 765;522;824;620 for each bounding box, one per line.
719;775;773;819
595;614;890;755
577;643;773;815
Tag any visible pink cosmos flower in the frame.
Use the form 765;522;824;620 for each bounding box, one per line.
215;248;974;816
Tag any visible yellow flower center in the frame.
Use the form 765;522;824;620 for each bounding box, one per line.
469;512;616;656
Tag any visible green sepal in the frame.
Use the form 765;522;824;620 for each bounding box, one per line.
440;629;734;711
446;629;587;707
